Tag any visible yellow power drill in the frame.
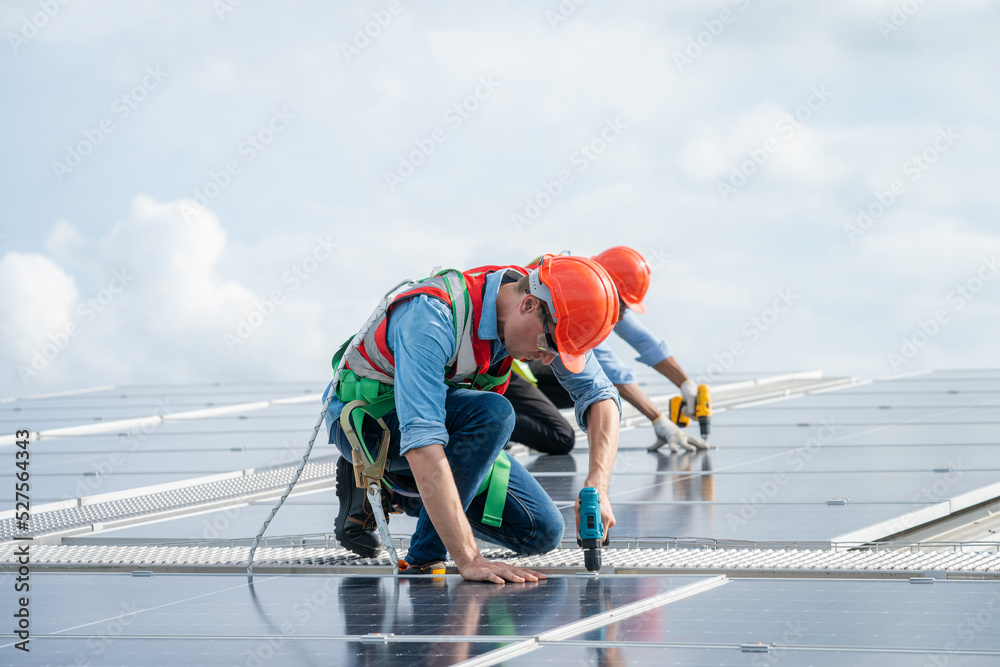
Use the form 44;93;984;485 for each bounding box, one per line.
668;384;712;441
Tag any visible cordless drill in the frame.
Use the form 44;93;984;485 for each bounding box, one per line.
578;487;605;572
668;384;712;441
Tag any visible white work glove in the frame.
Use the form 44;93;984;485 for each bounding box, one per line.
648;415;707;453
680;380;699;419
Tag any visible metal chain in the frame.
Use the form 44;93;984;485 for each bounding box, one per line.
246;280;413;578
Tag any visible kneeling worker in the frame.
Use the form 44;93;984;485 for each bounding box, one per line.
530;246;709;453
326;256;622;583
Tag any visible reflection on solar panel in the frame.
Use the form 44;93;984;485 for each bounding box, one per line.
3;369;1000;665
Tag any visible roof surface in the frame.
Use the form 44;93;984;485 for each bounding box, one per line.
3;368;1000;665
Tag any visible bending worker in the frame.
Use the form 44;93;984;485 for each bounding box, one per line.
325;255;622;583
528;246;709;453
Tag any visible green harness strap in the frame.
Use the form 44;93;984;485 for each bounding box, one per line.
332;338;512;526
476;450;510;528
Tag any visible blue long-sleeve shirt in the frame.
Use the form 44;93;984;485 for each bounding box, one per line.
591;308;673;385
326;269;620;455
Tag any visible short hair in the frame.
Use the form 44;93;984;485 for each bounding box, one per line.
514;272;548;324
514;273;530;294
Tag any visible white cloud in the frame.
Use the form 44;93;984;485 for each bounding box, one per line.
3;1;1000;395
0;252;78;361
1;196;337;396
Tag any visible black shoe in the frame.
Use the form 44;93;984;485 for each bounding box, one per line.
335;457;388;558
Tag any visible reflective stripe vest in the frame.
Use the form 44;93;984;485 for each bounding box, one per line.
340;266;527;395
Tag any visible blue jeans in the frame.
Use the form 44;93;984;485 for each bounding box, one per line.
327;385;565;566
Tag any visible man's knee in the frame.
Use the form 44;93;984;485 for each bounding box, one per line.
521;510;564;555
536;513;565;554
476;391;515;435
550;423;576;455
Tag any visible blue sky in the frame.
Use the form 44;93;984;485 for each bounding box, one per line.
1;0;998;398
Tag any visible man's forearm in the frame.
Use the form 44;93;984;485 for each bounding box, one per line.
583;398;620;491
614;382;661;422
652;356;690;388
405;444;480;568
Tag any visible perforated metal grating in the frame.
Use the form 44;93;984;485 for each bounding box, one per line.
5;543;1000;577
0;458;338;541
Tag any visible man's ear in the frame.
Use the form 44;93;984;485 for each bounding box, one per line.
520;294;541;315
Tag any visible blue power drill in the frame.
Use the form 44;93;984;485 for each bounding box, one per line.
577;487;605;572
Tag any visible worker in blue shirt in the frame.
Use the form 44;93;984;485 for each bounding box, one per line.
325;257;622;583
527;247;709;453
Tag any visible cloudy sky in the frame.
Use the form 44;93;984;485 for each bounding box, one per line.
1;0;998;399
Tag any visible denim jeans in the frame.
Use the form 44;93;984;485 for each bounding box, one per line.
327;384;565;566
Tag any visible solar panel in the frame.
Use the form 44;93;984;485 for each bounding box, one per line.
5;370;1000;666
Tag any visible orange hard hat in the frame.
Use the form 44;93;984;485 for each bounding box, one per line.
527;255;619;373
593;246;651;314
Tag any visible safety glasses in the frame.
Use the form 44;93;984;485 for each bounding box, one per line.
537;305;558;353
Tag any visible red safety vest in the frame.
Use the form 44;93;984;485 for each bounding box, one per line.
340;266;528;395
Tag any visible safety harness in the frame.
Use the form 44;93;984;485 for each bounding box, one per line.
334;267;524;528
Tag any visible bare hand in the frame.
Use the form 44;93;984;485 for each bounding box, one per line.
457;556;547;585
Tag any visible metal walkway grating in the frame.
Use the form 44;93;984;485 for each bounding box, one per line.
6;543;1000;577
0;458;338;541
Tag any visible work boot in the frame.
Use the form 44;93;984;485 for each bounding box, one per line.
335;456;388;558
